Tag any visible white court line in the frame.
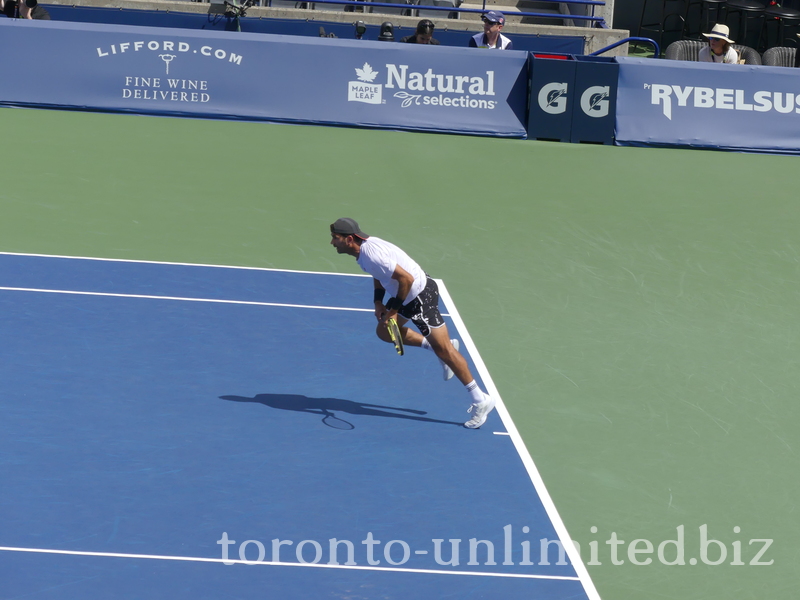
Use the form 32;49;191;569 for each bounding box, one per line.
0;287;374;313
0;546;580;582
0;251;371;279
0;253;598;597
0;287;452;318
437;281;602;600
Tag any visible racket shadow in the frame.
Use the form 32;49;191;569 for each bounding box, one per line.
219;393;463;428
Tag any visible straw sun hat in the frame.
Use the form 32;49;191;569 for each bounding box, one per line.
703;24;735;44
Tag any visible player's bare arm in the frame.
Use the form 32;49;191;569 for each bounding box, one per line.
373;279;387;320
381;265;414;323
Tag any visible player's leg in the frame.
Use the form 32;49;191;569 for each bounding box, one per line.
400;278;464;379
397;279;494;427
425;324;471;385
426;323;495;428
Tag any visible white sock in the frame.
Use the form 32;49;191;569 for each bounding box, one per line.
421;338;434;353
465;381;484;403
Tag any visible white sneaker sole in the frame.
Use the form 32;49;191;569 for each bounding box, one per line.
464;395;495;429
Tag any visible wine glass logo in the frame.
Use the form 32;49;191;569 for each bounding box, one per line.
159;54;176;75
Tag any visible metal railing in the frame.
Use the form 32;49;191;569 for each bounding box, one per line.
276;0;607;26
591;36;659;56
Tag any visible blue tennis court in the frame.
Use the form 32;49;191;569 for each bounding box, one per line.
0;252;598;599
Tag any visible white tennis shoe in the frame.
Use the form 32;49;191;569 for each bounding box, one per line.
439;339;460;381
464;393;496;429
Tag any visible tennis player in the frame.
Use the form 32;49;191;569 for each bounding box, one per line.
330;217;495;429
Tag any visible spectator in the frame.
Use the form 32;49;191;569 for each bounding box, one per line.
401;19;440;45
3;0;51;18
469;10;513;49
699;24;738;64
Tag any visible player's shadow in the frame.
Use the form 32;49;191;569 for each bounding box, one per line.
219;394;463;429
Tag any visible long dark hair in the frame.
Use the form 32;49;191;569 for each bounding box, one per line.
416;19;435;36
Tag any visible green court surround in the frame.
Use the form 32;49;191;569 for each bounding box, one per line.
1;106;797;600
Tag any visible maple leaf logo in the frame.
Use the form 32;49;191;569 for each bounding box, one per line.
355;63;379;83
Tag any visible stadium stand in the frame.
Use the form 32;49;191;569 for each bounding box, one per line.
39;0;628;54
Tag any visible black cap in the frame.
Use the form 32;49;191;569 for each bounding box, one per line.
330;218;369;239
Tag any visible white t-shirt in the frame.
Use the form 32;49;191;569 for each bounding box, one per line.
698;46;739;64
470;32;513;50
357;236;426;304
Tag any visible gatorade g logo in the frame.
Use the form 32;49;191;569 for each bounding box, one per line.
581;85;610;118
538;82;568;114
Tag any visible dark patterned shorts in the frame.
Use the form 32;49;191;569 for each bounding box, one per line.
398;276;444;337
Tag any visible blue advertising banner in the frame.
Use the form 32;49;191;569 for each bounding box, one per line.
528;55;617;144
615;57;800;154
0;19;529;138
570;55;616;145
528;57;577;142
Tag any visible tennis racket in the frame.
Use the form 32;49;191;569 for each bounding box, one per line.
387;318;404;356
